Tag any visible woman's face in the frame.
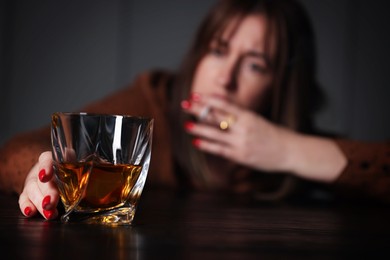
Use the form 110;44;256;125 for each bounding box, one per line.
191;15;275;112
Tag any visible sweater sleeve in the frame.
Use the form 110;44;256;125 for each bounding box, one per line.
0;127;51;194
333;139;390;202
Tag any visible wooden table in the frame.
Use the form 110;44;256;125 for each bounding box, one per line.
1;188;389;259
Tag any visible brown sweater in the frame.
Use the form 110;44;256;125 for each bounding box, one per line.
1;71;390;202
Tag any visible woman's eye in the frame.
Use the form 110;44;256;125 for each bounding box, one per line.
209;47;225;57
247;63;267;74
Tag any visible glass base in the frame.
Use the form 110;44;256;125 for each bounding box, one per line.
61;206;136;226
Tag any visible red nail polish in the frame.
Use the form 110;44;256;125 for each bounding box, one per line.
42;195;51;209
43;209;55;220
38;169;46;182
181;100;191;110
192;138;201;148
24;207;32;217
184;121;194;130
190;92;201;102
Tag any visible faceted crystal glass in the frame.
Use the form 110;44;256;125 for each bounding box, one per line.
51;112;153;225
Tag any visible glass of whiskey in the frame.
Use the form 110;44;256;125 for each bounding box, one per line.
51;112;153;225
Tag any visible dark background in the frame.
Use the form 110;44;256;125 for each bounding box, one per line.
1;0;390;145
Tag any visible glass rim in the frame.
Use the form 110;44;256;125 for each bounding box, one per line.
52;112;153;121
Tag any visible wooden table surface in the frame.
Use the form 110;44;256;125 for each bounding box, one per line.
1;188;390;259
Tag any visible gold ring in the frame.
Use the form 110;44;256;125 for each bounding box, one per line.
219;115;235;131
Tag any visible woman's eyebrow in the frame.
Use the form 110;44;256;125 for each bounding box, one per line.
212;38;229;48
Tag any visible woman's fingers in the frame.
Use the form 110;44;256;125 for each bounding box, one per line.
181;94;244;160
24;172;58;220
18;191;37;217
37;151;59;211
199;95;241;115
186;122;233;146
182;93;287;172
19;151;59;220
182;93;240;126
19;163;40;217
38;151;53;182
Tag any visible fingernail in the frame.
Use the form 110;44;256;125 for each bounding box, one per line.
24;207;32;217
42;195;51;209
192;138;201;148
38;169;46;182
184;121;194;130
190;92;201;102
181;100;191;110
43;209;55;220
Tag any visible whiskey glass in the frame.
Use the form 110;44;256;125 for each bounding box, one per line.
51;112;153;225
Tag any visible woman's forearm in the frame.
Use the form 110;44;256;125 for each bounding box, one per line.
283;132;347;183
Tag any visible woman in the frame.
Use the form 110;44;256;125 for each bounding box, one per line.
0;0;389;220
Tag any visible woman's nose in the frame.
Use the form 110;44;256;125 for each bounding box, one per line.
216;62;236;89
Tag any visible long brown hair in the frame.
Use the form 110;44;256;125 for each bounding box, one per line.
170;0;322;191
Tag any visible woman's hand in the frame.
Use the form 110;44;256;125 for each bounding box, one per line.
182;94;292;173
18;151;59;220
181;94;346;183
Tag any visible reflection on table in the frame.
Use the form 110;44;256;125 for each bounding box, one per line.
1;187;390;259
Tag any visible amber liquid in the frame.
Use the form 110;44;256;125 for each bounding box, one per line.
54;161;142;212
